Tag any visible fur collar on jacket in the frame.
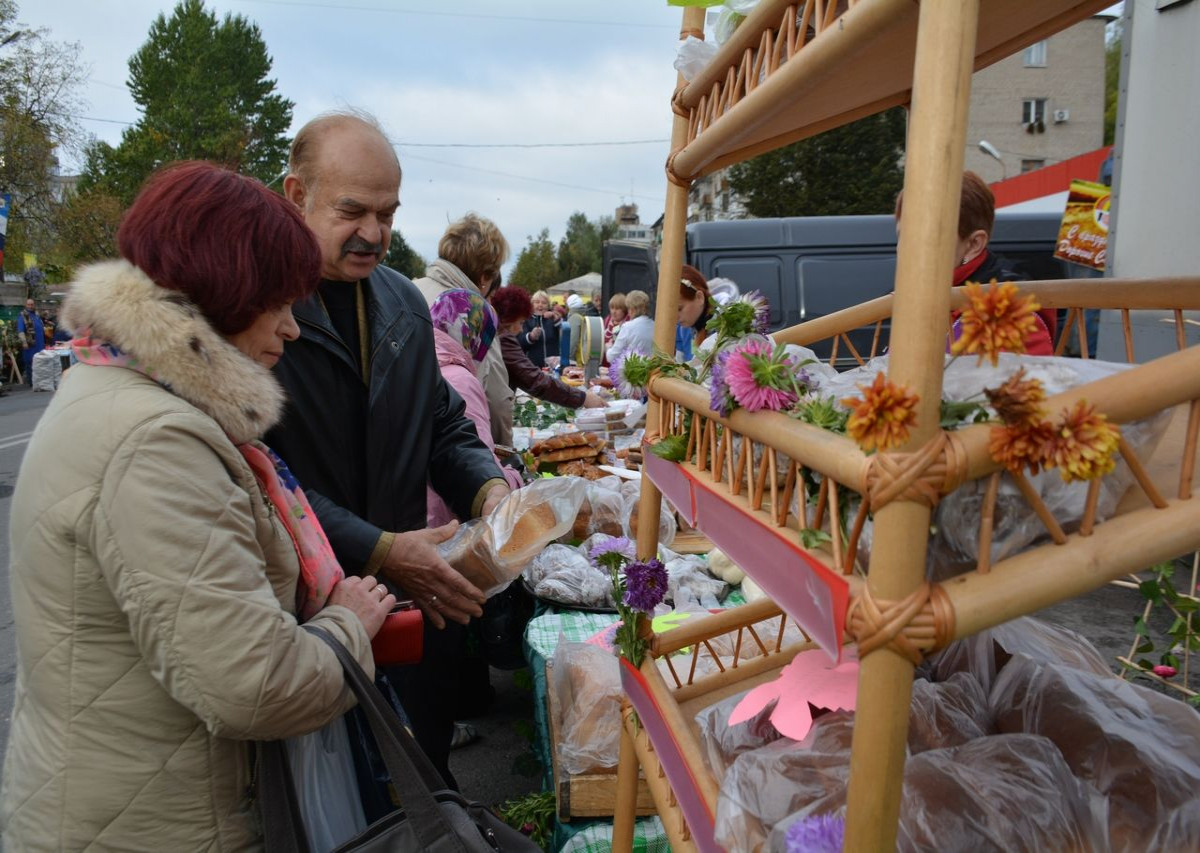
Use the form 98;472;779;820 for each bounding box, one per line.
61;259;285;443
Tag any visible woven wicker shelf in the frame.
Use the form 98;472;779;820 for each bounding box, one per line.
669;0;1113;181
615;2;1200;851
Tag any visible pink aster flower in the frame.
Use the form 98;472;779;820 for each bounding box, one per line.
725;338;801;413
1153;664;1178;678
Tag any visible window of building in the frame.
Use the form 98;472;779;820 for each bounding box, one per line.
1021;159;1045;174
1023;40;1048;67
1022;98;1047;125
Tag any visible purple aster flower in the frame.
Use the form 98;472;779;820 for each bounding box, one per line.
738;290;772;335
609;350;650;400
589;535;636;570
784;813;845;853
622;558;668;612
709;347;735;417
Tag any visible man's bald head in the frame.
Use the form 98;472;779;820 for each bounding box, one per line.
284;110;403;281
288;110;401;192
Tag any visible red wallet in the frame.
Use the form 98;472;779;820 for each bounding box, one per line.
370;603;424;666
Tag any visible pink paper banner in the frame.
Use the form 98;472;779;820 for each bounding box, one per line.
642;447;697;525
692;479;849;661
620;659;721;853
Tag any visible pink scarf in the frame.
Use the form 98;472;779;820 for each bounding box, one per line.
72;333;343;621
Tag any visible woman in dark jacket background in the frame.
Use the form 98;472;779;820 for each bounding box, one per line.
518;289;561;368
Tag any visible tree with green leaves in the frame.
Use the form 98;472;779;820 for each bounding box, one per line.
83;0;292;203
728;108;906;218
508;229;557;293
383;231;426;280
1104;24;1121;147
0;0;89;274
555;211;616;281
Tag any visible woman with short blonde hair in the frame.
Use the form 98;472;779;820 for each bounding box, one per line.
606;289;654;363
602;293;628;364
436;213;510;290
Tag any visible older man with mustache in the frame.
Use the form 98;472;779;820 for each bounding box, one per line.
265;110;509;793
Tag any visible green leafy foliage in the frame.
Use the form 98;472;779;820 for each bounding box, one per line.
790;396;849;433
508;228;558;293
383;231;427;280
555;211;616;281
648;434;688;463
1122;560;1200;697
799;528;832;550
513;400;572;429
939;399;991;430
1104;23;1121;147
728;108;906;218
497;791;555;849
83;0;293;204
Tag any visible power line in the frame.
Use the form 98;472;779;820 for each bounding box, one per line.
399;150;664;204
396;138;667;149
228;0;677;29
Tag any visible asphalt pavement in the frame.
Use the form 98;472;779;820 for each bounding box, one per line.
0;382;1186;818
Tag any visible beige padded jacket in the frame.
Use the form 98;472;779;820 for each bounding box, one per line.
0;261;373;851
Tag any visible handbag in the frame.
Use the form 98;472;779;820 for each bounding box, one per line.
260;626;540;853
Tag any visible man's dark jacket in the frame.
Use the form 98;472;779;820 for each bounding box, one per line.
267;264;503;575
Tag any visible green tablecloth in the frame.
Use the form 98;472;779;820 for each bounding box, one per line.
524;590;746;852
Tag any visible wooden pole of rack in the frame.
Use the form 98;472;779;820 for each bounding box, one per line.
613;7;705;852
841;1;980;851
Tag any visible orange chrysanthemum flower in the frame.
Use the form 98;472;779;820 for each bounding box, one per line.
1049;399;1121;482
983;368;1047;428
951;280;1042;366
988;419;1056;475
841;372;919;453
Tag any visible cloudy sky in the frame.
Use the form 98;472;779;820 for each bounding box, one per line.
25;0;692;276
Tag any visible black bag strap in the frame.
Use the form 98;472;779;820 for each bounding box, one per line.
260;627;469;853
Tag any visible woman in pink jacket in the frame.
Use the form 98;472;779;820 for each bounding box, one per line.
427;289;523;528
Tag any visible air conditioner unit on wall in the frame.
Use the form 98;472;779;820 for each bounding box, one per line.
1053;109;1070;123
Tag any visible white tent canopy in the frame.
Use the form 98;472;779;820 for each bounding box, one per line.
547;271;601;296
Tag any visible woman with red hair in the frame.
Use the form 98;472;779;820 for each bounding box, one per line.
490;287;604;434
2;162;395;850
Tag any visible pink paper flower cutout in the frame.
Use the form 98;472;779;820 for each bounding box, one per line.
728;647;859;741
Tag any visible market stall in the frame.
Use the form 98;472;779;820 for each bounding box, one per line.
607;2;1200;852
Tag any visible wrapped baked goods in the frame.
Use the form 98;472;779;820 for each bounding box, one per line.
761;734;1107;853
991;653;1200;850
906;672;993;754
552;642;622;775
569;482;625;540
437;477;587;596
930;616;1112;692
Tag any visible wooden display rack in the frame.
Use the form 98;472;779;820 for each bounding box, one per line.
614;2;1200;851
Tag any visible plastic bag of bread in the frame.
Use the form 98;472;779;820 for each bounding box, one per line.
551;642;622;774
569;482;625;540
906;672;993;754
696;686;788;780
438;477;587;596
527;545;615;609
991;653;1200;850
930;616;1112;692
620;491;677;546
768;733;1108;853
714;712;852;852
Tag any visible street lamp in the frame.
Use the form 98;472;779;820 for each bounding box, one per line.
977;140;1007;181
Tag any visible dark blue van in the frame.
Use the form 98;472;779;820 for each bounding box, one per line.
602;212;1068;364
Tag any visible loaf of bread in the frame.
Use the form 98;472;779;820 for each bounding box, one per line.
497;503;558;560
537;446;600;464
558;460;607;480
531;432;591;455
